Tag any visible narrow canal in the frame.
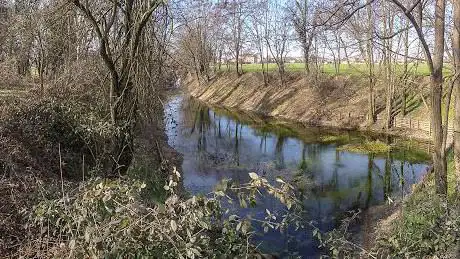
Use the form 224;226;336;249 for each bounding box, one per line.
164;93;430;258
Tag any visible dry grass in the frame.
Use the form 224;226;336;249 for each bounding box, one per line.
187;72;370;129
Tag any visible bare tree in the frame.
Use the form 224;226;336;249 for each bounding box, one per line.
248;0;268;85
71;0;163;175
227;0;246;76
265;0;290;86
389;0;448;196
290;0;317;74
366;1;376;123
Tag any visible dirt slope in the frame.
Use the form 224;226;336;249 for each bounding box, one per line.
185;72;380;129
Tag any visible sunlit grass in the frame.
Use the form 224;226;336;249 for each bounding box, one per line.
220;62;449;77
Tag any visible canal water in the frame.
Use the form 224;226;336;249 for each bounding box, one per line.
164;93;430;258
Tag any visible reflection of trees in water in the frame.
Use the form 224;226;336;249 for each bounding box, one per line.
301;144;327;181
398;158;406;200
363;150;418;206
327;150;343;213
195;107;212;152
331;150;340;191
383;152;393;200
298;144;308;171
274;136;286;169
365;154;374;208
321;150;410;212
234;122;240;166
186;102;217;168
217;119;222;138
259;133;268;154
184;99;251;168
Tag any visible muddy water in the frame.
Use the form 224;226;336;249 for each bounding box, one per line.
164;94;430;258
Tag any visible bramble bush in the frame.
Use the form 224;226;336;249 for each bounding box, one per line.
0;99;115;178
26;168;305;258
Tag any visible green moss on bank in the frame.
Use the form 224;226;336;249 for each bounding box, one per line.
337;140;391;154
319;135;350;144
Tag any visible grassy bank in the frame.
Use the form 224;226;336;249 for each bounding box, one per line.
371;154;460;258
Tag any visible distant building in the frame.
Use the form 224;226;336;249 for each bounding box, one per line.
240;54;259;64
285;57;303;63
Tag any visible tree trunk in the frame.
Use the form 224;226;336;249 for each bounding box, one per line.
336;33;341;74
260;52;267;86
453;0;460;197
402;20;410;116
218;49;222;71
383;5;393;130
236;51;240;76
366;3;376;123
432;73;448;195
110;79;135;176
278;61;285;87
304;42;310;74
304;49;310;74
432;0;447;196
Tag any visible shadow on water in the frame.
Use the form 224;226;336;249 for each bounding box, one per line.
164;94;431;258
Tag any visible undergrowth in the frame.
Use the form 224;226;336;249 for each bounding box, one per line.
0;92;114;256
373;154;460;258
19;170;304;258
0;99;111;178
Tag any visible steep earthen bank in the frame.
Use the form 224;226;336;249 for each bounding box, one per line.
184;72;432;141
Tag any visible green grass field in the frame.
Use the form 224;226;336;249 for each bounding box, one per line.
220;62;450;77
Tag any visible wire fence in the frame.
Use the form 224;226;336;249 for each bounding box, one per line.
376;115;454;136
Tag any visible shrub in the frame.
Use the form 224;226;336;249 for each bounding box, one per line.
25;171;304;258
0;100;113;178
26;177;253;258
374;189;460;257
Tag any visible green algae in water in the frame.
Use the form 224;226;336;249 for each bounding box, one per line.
337;140;391;154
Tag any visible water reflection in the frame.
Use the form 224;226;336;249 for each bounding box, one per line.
164;95;430;258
